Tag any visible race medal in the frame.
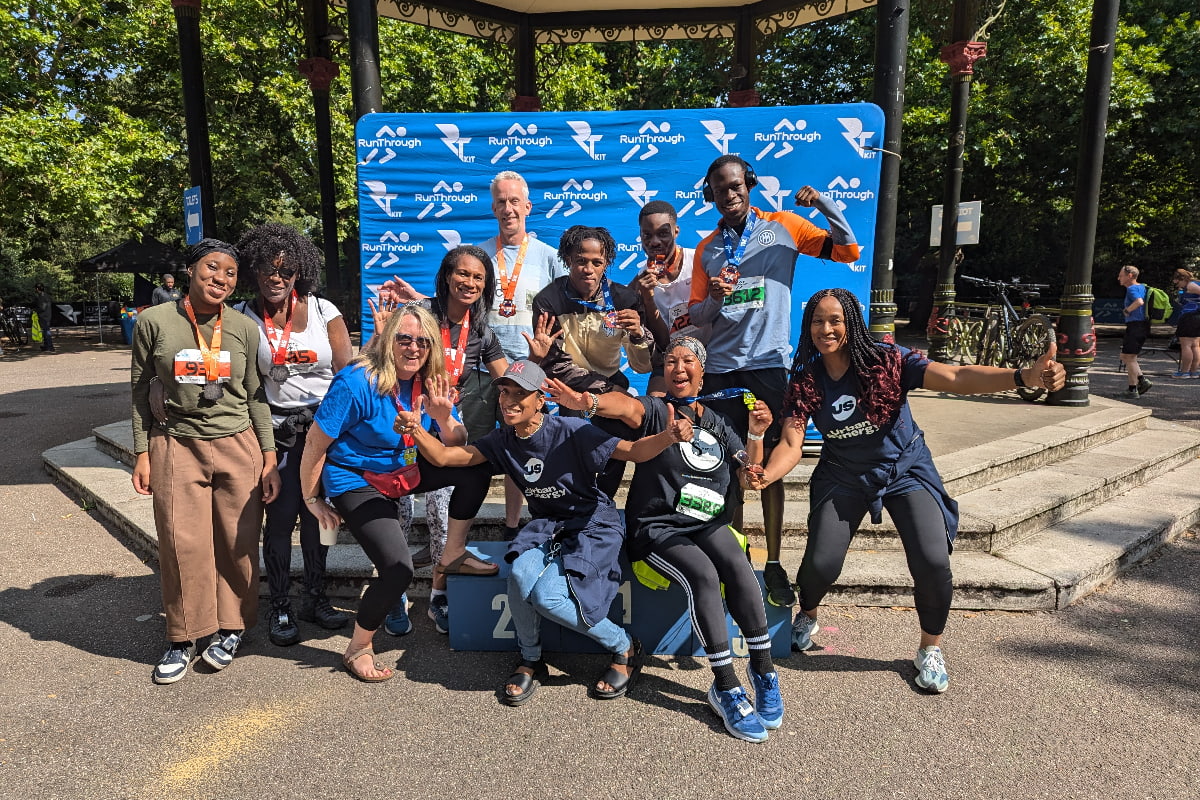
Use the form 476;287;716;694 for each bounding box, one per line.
260;291;297;384
269;364;289;383
742;391;758;409
719;265;740;285
183;297;226;403
604;310;619;334
648;254;666;277
498;298;517;318
495;236;528;320
202;382;224;401
448;386;461;406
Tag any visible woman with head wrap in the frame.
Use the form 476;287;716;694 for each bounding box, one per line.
232;223;354;646
546;335;782;743
131;238;281;684
756;288;1064;696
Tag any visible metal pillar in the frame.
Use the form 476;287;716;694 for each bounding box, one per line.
928;0;984;361
300;0;342;293
171;0;215;238
1047;0;1120;406
512;18;541;111
868;0;910;343
728;9;760;107
347;0;383;119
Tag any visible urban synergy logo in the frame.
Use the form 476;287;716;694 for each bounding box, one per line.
489;122;553;164
436;123;475;162
567;120;604;160
620;121;684;162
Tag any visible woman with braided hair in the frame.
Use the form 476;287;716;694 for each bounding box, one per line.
753;288;1064;693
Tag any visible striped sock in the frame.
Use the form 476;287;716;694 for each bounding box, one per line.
706;646;739;692
745;627;774;676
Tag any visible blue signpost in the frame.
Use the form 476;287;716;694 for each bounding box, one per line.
183;186;203;245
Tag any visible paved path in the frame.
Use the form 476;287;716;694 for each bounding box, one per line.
1;328;1197;799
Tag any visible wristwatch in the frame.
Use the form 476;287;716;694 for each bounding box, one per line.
304;496;321;505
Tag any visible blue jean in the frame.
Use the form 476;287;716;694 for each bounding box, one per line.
507;543;630;662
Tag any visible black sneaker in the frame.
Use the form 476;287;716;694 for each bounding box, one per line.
763;561;796;608
268;605;300;647
299;593;349;630
503;525;520;541
1137;376;1153;395
152;641;196;685
201;630;243;671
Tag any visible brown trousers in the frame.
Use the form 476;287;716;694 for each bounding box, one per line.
150;427;264;641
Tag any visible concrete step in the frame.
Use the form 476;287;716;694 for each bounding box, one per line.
735;418;1200;553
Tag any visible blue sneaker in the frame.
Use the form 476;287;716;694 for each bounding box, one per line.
746;667;784;730
383;593;412;636
201;630;243;671
914;645;949;694
707;683;769;743
427;594;449;635
791;612;820;651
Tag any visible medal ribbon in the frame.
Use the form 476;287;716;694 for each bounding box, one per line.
720;209;758;268
573;277;615;315
647;245;683;276
391;375;423;450
183;297;223;387
259;290;296;366
663;387;752;406
495;235;529;306
441;310;470;386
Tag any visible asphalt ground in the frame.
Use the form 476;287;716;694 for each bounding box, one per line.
1;325;1197;799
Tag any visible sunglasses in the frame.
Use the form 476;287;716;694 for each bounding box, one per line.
394;333;432;350
258;265;298;280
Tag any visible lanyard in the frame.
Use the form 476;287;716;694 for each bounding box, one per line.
495;235;529;304
183;297;223;385
720;209;758;268
574;278;614;314
664;387;755;407
259;290;296;366
391;375;423;449
441;310;470;385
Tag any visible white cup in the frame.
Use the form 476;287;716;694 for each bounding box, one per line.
319;522;339;547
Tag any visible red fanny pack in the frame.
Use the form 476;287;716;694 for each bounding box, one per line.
361;463;421;499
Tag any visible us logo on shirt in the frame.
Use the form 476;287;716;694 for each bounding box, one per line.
523;457;544;481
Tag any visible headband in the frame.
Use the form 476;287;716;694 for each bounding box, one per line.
186;238;239;267
668;335;707;367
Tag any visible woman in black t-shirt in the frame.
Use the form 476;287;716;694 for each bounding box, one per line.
547;335;781;744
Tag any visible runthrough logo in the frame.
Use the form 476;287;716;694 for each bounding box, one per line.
838;117;877;159
357;124;422;164
544;178;608;218
699;120;737;154
413;180;479;219
488;122;553;164
620;121;684;162
566;120;605;160
362;230;424;270
435;123;475;162
754;118;821;160
622;177;658;207
755;175;791;213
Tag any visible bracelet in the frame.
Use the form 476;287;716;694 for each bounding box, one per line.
582;392;599;420
304;496;321;505
747;432;765;441
1013;368;1027;389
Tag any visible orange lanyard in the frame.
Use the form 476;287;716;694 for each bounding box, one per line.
183;297;223;384
259;290;296;366
495;235;529;303
647;245;683;278
391;375;423;448
441;310;470;385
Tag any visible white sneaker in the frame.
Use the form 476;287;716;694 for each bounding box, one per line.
914;646;949;693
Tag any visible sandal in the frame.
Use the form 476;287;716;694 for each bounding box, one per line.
501;659;548;706
591;638;643;700
435;551;499;576
342;645;394;683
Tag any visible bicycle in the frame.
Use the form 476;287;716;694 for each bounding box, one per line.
1;306;29;347
959;275;1056;402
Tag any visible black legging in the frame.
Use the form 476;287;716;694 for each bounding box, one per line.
263;428;326;607
800;487;953;636
643;524;767;651
329;456;492;631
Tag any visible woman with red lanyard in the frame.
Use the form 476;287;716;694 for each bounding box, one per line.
131;239;281;684
368;246;508;637
233;223;354;648
299;304;494;681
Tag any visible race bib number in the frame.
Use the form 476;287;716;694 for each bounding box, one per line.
721;275;766;311
676;483;725;522
173;349;232;384
668;303;695;334
285;347;320;372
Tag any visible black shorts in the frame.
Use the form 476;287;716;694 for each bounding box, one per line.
1122;320;1150;355
700;367;786;449
1176;311;1200;339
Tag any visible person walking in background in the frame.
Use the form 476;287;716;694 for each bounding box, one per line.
1170;267;1200;378
131;239;281;684
34;283;54;352
1118;265;1152;398
152;273;183;306
233;223;354;647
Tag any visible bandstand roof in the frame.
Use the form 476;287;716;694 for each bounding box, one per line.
334;0;875;43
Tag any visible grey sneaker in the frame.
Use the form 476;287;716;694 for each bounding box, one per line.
914;645;949;693
428;594;449;635
268;605;300;647
202;630;244;671
1137;375;1152;395
791;613;820;652
152;641;196;685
